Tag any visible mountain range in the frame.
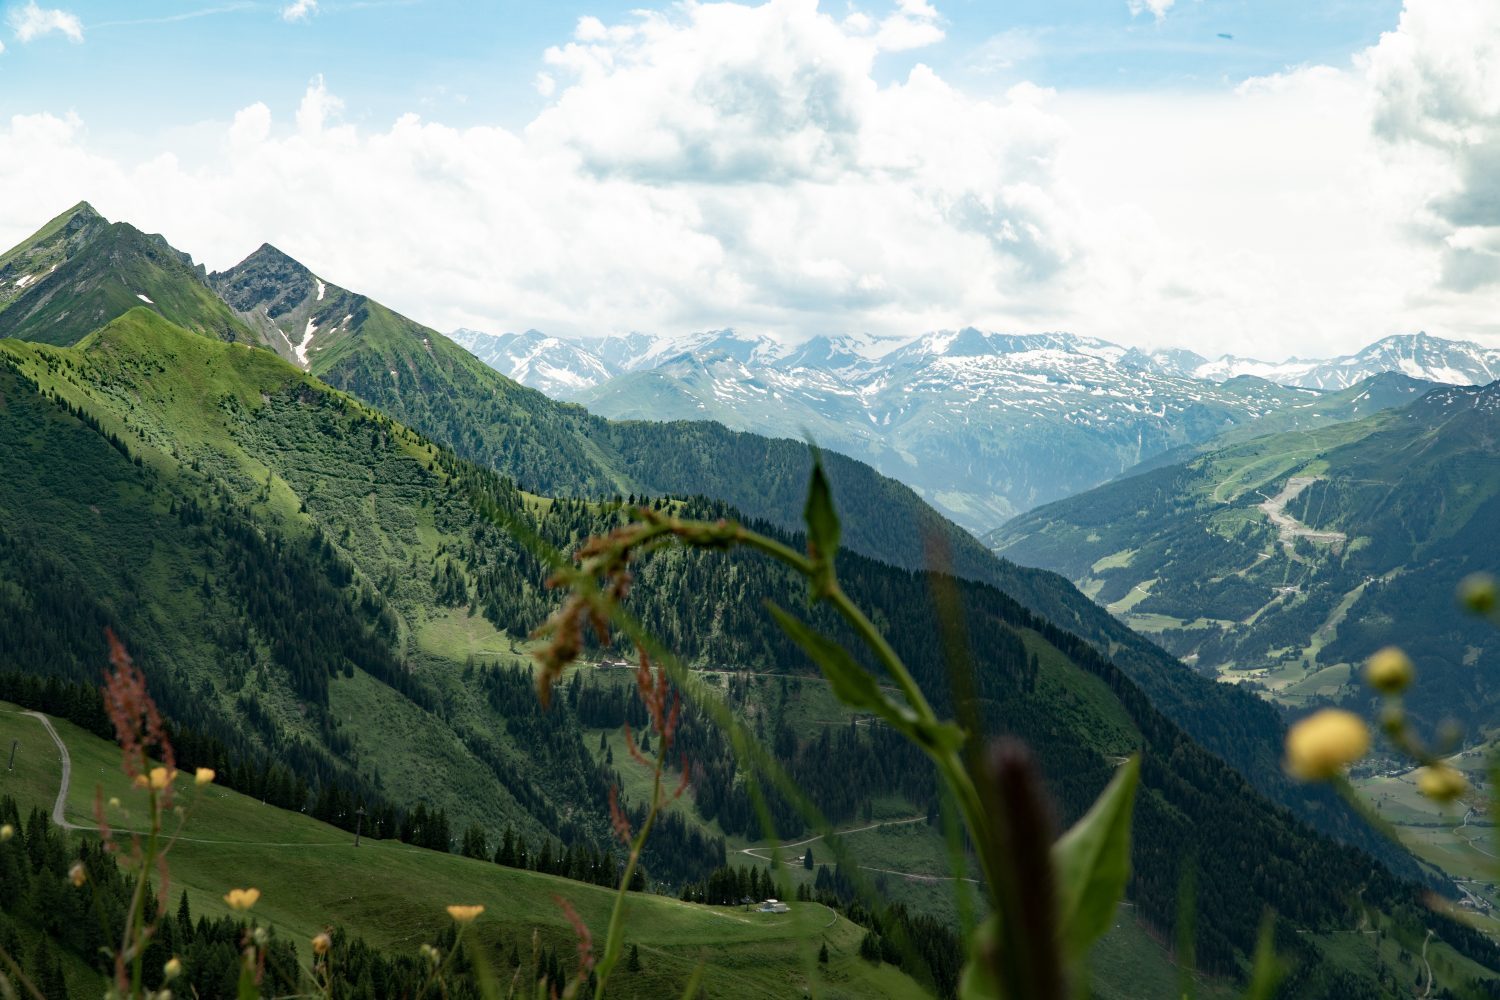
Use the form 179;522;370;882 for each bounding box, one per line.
4;200;1499;995
991;379;1500;737
448;323;1500;534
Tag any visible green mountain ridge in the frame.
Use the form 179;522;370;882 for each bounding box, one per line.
2;310;1498;995
0;203;261;348
990;379;1500;733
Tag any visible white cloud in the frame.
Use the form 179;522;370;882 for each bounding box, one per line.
9;2;83;43
1126;0;1174;21
533;72;556;97
280;0;317;23
0;0;1497;361
1362;0;1500;291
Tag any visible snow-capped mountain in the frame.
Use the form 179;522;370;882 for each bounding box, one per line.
573;328;1367;533
453;326;1483;534
1188;332;1500;390
450;328;620;396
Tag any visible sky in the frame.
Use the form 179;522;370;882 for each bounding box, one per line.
0;0;1495;360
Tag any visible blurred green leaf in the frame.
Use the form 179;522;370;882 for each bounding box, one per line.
1242;912;1285;1000
956;917;1000;1000
1053;755;1140;959
767;602;963;756
803;456;841;573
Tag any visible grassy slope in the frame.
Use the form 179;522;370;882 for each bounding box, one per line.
0;704;929;1000
0;312;575;842
0;207;259;348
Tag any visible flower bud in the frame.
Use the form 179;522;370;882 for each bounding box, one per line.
164;957;183;981
195;767;216;786
1459;573;1497;615
312;932;332;956
0;824;12;842
1364;647;1413;695
1417;764;1468;804
69;862;87;887
1285;709;1370;780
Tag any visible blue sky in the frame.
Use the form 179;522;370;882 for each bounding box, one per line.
2;1;1403;145
0;0;1493;359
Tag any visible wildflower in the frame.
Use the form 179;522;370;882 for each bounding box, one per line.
1459;573;1497;615
149;766;177;790
68;862;87;887
1417;764;1468;803
0;824;12;842
108;797;121;809
1364;647;1414;695
195;767;216;786
1285;709;1370;780
446;904;484;923
224;887;261;911
419;943;440;966
164;957;183;981
312;932;332;956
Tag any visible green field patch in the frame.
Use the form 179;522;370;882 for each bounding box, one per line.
1091;548;1138;574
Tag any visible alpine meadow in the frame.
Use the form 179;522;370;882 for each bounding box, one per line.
4;2;1500;999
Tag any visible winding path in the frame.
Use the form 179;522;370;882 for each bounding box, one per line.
22;710;82;831
740;815;981;885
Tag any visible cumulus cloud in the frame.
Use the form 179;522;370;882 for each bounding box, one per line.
0;0;1496;359
1126;0;1174;21
9;2;83;43
1363;0;1500;290
280;0;317;23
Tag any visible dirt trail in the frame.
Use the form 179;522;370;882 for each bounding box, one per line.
22;710;82;831
1257;477;1346;554
17;710;349;847
739;816;980;884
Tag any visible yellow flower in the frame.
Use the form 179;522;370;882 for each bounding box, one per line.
164;957;183;981
68;862;87;887
148;766;178;790
1459;573;1497;615
312;932;332;956
195;767;216;786
1285;709;1370;780
446;904;484;923
224;887;261;911
108;797;121;809
1364;647;1414;695
0;824;12;842
1417;764;1468;803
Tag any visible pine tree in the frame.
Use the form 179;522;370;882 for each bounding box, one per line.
818;942;830;965
803;847;814;870
627;944;642;972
